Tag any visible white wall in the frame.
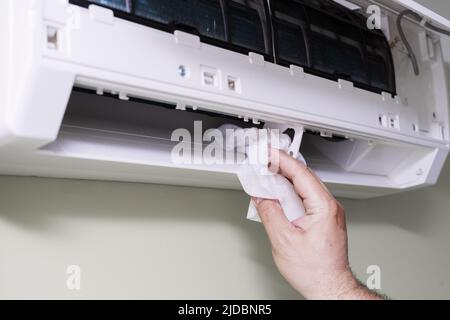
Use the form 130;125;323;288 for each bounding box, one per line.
1;0;450;300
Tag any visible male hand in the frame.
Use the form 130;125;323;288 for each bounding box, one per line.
253;149;382;300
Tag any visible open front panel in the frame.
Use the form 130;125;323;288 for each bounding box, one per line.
71;0;395;95
54;88;259;170
63;88;259;144
46;88;435;190
300;132;434;187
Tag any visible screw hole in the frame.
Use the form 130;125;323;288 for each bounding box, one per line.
178;65;187;77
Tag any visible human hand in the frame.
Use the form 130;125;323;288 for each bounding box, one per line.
253;149;382;300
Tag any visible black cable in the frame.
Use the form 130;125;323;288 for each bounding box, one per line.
397;10;421;76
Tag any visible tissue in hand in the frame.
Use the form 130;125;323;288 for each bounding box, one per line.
218;125;306;223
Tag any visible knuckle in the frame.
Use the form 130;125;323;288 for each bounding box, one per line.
323;198;346;218
325;198;340;215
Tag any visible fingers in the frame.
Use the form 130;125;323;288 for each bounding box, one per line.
253;198;295;244
269;148;333;205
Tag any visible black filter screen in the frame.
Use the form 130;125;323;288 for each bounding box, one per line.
365;32;395;92
336;23;367;84
133;0;174;24
308;0;353;21
77;0;396;95
272;0;308;67
271;0;395;95
309;10;341;74
308;9;367;83
84;0;271;57
228;0;268;54
133;0;225;40
275;22;308;67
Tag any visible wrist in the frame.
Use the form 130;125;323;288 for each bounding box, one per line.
325;269;384;300
333;271;364;299
309;268;364;300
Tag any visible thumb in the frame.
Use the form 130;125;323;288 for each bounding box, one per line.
253;198;294;245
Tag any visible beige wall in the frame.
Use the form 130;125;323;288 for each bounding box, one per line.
1;0;450;300
0;160;449;300
415;0;450;18
1;161;450;300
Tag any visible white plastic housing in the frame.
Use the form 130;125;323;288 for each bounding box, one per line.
0;0;449;198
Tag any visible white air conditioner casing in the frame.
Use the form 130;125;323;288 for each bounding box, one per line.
0;0;449;198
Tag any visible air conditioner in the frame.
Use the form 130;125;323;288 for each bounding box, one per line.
0;0;449;198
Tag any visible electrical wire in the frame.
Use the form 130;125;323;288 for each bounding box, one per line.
397;10;421;76
397;9;450;76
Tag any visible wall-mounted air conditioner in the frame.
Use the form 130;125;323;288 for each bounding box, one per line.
0;0;449;198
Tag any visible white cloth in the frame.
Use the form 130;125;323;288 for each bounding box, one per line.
218;125;306;223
